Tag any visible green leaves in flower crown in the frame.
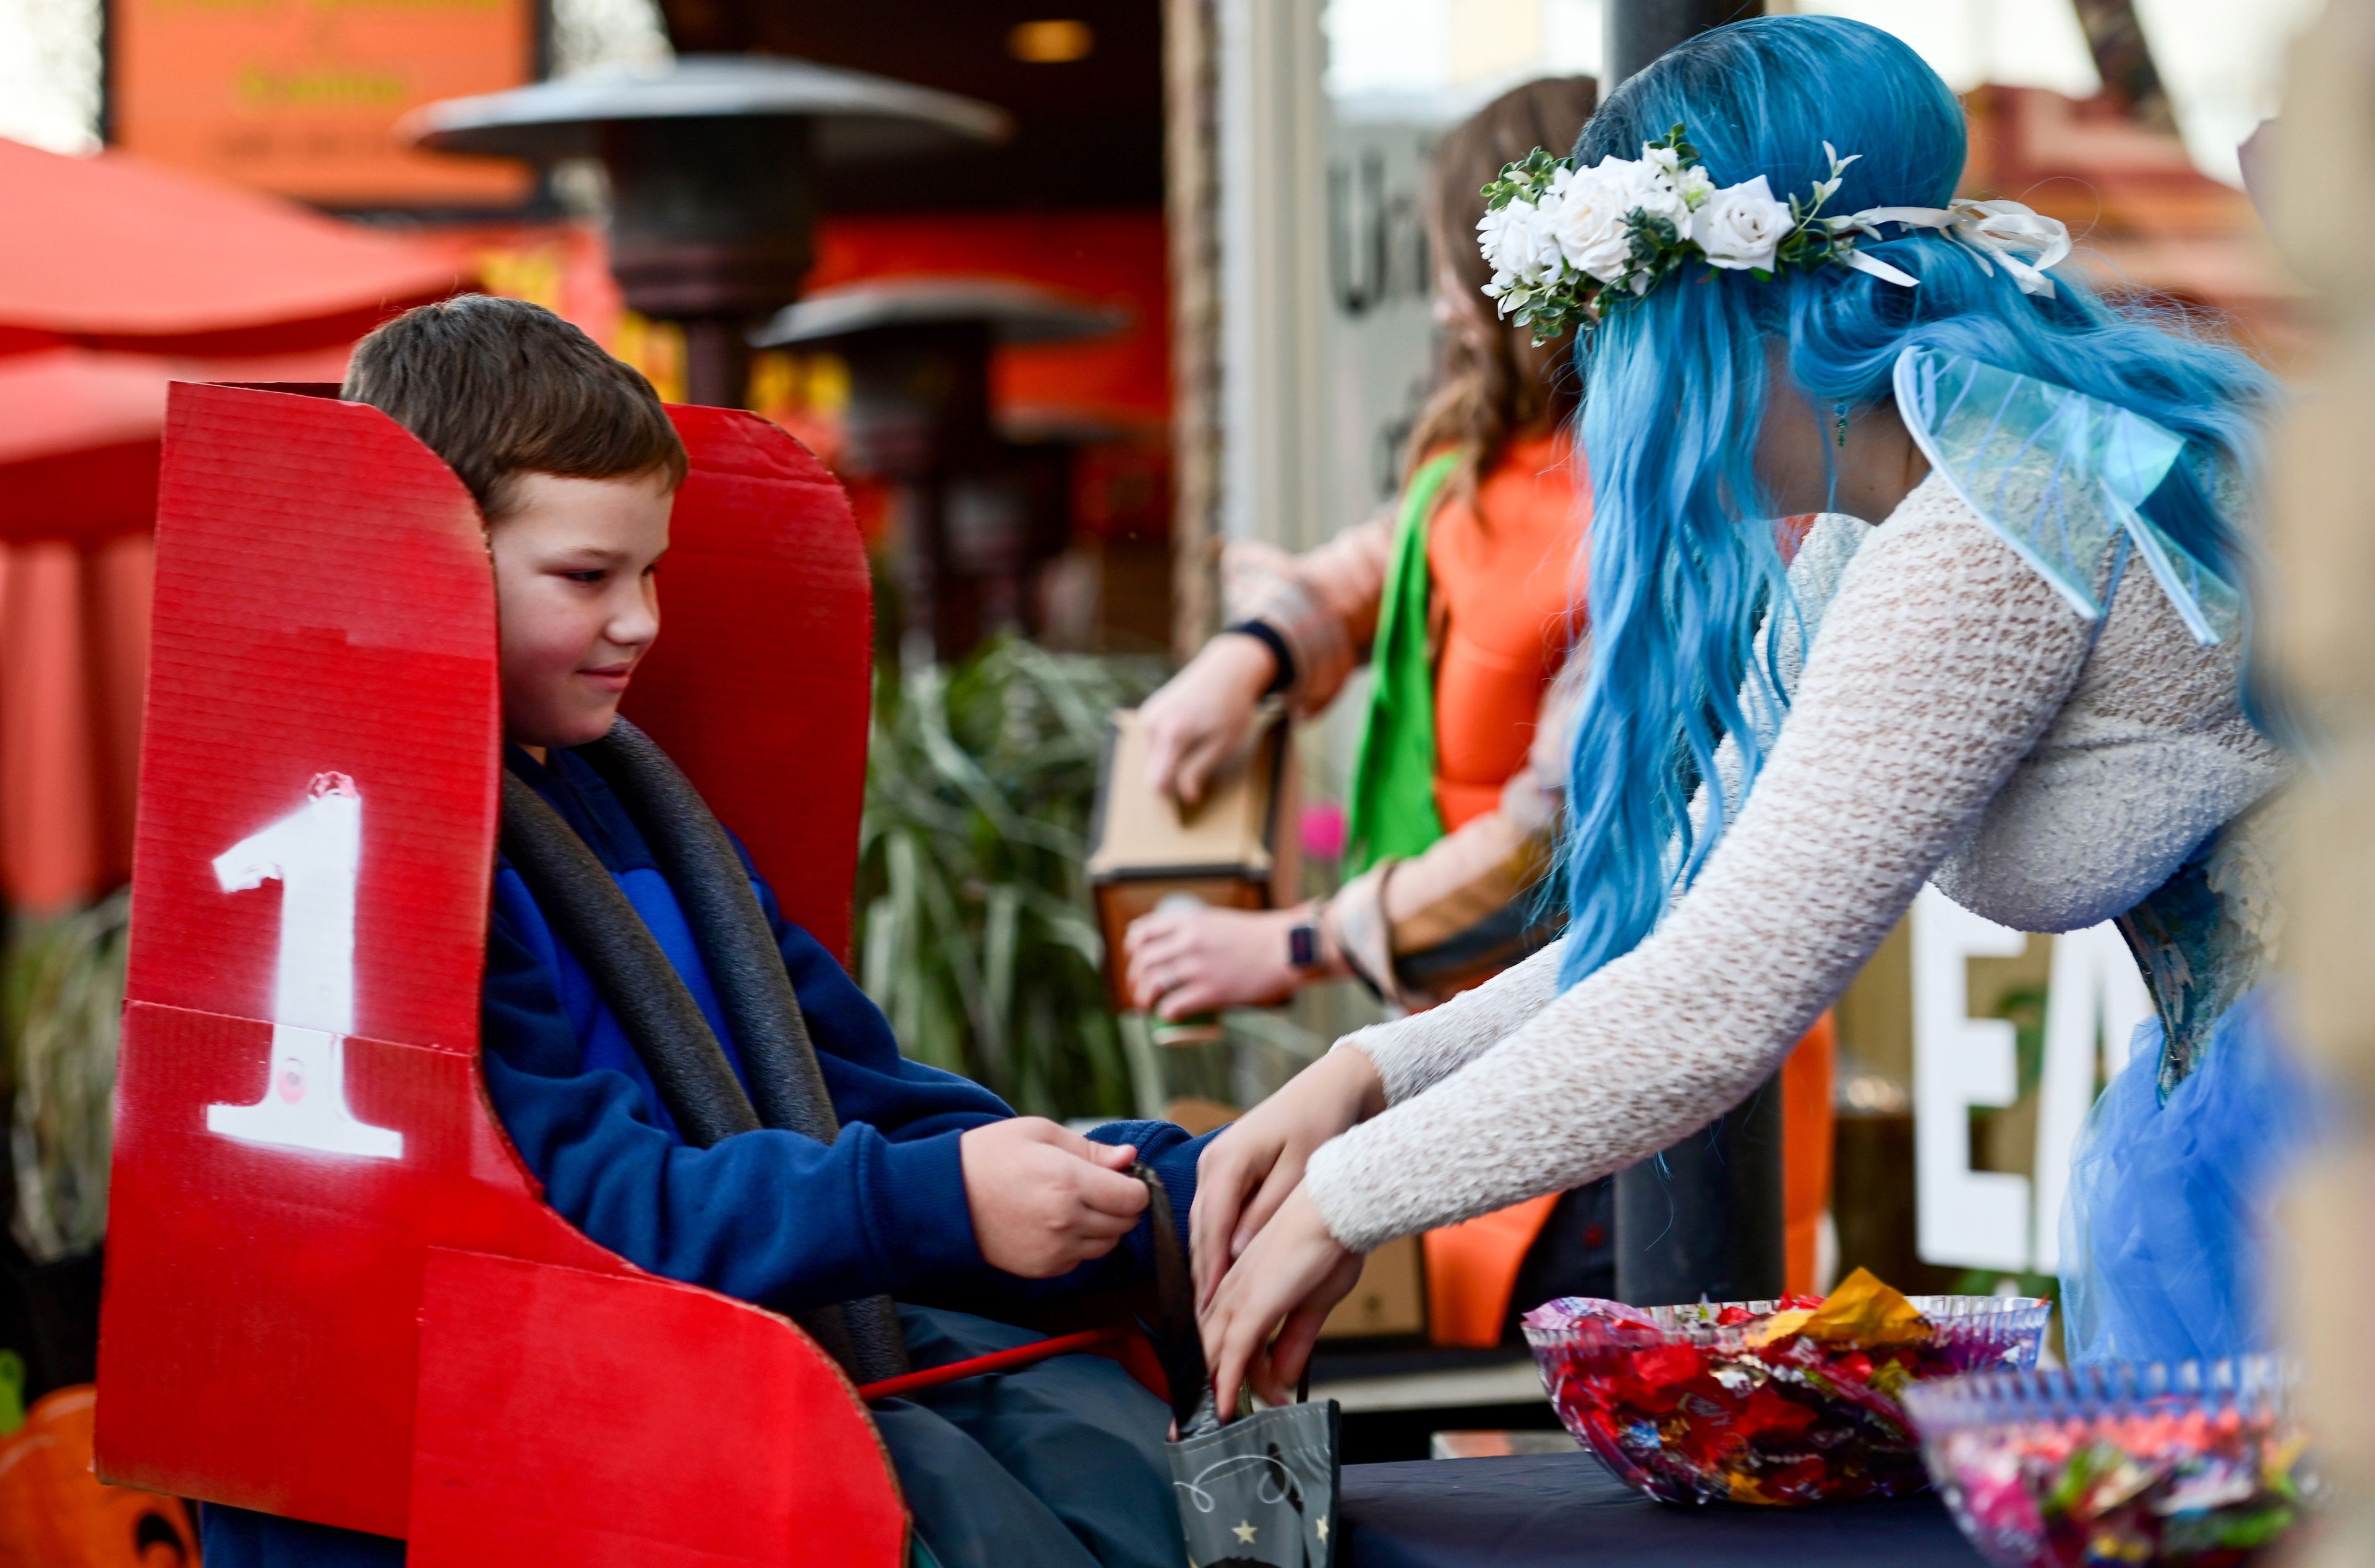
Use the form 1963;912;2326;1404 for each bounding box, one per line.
1645;122;1700;166
1481;144;1570;212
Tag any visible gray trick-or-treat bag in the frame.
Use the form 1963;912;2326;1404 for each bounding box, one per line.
1132;1168;1342;1568
1168;1398;1342;1568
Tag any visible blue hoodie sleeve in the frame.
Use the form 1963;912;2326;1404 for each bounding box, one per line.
484;842;1223;1312
481;883;989;1313
1088;1119;1212;1271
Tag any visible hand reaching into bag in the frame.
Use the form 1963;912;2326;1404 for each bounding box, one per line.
961;1118;1150;1278
1189;1044;1384;1310
1199;1184;1366;1414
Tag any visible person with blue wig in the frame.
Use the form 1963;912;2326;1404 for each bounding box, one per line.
1190;12;2309;1404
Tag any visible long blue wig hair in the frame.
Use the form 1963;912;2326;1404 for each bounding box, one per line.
1556;15;2273;990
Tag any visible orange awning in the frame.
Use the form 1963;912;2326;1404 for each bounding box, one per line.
1;534;150;911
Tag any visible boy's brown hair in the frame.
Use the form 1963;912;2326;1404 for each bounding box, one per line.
341;294;688;520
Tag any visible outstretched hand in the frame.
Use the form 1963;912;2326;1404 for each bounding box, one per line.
960;1117;1149;1279
1189;1045;1383;1311
1197;1183;1364;1414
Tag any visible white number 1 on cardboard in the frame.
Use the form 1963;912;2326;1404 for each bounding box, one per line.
205;772;404;1160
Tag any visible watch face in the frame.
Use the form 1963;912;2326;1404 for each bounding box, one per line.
1289;923;1319;970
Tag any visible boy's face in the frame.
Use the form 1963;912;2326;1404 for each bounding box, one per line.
489;469;675;754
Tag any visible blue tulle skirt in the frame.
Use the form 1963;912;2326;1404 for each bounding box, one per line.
2060;988;2322;1366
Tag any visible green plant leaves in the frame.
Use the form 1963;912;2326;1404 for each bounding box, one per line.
855;636;1165;1120
1;890;129;1262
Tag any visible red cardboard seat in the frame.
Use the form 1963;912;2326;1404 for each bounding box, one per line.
93;383;905;1564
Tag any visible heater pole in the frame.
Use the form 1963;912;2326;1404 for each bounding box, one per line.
1603;0;1789;1311
1604;0;1764;92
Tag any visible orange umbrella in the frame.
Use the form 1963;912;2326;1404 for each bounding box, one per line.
0;138;466;909
0;528;145;911
0;137;463;357
0;350;171;547
0;345;354;546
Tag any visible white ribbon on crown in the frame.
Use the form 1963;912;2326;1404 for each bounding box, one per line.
1832;199;2074;298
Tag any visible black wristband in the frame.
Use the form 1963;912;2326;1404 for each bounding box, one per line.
1224;620;1295;698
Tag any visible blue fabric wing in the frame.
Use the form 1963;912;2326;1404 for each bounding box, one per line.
2124;512;2245;648
1893;345;2238;645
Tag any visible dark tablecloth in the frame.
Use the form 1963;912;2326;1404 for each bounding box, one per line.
1337;1454;1987;1567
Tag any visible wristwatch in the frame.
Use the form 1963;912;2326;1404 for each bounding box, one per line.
1287;913;1325;974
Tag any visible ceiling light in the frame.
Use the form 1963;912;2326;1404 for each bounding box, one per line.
1008;19;1093;64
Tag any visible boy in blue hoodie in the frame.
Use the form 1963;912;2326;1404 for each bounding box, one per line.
201;296;1207;1568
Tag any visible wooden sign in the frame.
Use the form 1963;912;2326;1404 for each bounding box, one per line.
108;0;533;208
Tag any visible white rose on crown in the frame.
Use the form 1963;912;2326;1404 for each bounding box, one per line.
1474;202;1525;278
1477;193;1563;286
1475;203;1519;267
1614;151;1690;230
1691;175;1794;272
1472;202;1529;281
1550;157;1657;284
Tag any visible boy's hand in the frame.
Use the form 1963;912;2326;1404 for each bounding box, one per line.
961;1118;1151;1279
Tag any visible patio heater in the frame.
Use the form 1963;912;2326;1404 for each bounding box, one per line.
755;277;1125;659
406;57;1011;408
1601;0;1788;1312
1606;1;1764;88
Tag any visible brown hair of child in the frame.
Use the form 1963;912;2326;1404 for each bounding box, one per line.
1402;74;1598;503
341;294;690;522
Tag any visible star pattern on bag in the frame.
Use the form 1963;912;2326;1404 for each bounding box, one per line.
1232;1519;1258;1544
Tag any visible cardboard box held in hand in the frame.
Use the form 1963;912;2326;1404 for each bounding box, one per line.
1087;708;1299;1013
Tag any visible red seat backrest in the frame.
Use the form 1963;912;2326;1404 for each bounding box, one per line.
93;384;903;1564
620;404;874;961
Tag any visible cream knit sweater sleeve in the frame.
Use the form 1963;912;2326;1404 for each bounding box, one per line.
1334;511;1875;1108
1303;482;2097;1253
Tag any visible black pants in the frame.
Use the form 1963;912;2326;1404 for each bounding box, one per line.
879;1304;1186;1568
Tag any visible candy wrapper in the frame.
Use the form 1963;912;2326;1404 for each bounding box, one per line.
1522;1269;2050;1506
1904;1356;2311;1567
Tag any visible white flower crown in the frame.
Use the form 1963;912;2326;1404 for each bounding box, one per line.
1478;124;2074;340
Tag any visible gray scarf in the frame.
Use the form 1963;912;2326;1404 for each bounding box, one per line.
496;717;909;1384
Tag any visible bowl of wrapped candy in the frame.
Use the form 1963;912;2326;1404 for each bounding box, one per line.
1903;1356;2311;1567
1521;1269;2051;1506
